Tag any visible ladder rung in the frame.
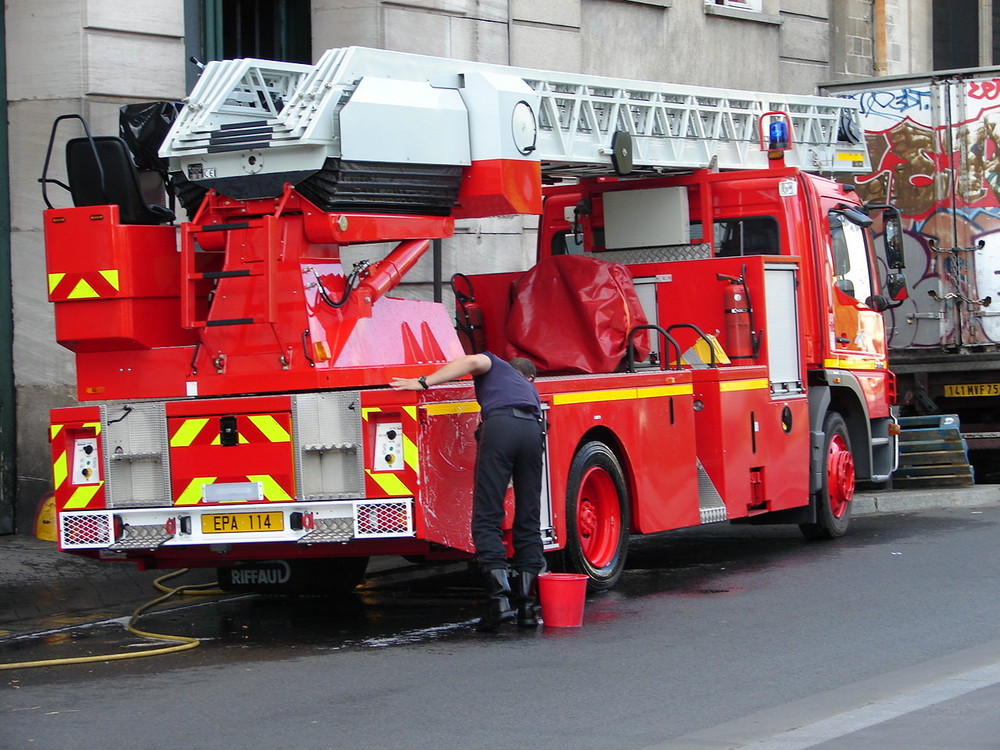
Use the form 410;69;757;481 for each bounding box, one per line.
202;269;253;279
207;318;256;327
199;221;252;232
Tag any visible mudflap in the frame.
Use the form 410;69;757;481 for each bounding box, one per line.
217;557;370;595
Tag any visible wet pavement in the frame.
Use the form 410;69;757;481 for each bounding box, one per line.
1;499;998;750
2;483;997;638
0;535;168;634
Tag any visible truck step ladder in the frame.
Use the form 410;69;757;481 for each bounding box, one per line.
892;414;975;488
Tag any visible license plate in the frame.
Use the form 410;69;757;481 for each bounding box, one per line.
943;383;1000;398
201;512;284;534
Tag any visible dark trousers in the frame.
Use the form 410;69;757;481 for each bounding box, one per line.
471;413;544;573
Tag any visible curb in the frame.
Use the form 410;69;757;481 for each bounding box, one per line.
853;484;1000;516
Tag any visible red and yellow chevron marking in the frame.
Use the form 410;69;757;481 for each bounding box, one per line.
362;405;419;498
174;474;294;505
175;477;217;506
63;483;105;510
47;270;120;301
50;421;105;511
365;469;414;497
169;411;296;504
169;413;292;447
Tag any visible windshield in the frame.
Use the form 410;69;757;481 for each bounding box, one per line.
829;212;874;306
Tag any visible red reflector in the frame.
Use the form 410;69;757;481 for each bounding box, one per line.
164;517;177;535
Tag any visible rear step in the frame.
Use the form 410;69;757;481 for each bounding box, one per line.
892;414;975;488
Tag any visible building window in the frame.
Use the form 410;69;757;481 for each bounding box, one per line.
706;0;762;12
933;0;978;69
704;0;779;25
616;0;672;7
994;3;1000;64
201;0;311;64
185;0;312;91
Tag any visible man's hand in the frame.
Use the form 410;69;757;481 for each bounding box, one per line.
388;354;492;391
390;377;424;391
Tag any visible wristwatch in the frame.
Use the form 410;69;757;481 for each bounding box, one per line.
418;376;429;390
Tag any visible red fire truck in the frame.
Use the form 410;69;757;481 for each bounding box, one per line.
42;47;903;592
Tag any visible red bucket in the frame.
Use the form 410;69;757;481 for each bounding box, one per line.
538;573;588;627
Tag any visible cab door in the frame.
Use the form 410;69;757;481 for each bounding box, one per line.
826;208;887;365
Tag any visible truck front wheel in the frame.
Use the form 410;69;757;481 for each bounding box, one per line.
559;441;630;591
800;411;854;540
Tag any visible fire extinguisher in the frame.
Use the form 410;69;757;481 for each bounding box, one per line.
717;267;759;360
451;273;485;354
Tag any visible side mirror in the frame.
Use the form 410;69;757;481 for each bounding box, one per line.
883;208;905;269
866;273;908;312
865;294;891;312
834;205;874;228
886;272;908;302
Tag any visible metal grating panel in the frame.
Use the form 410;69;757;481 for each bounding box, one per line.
595;243;711;265
356;501;411;536
696;459;727;524
61;513;112;546
700;506;728;524
298;517;354;545
106;524;172;551
101;402;171;508
293;392;365;501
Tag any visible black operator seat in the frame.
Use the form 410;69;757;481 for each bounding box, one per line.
65;136;175;225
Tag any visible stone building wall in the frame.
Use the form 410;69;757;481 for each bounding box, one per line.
5;1;186;527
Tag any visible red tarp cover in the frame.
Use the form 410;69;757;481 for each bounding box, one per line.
504;255;650;374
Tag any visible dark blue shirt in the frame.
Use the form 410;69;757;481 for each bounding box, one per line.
473;352;541;418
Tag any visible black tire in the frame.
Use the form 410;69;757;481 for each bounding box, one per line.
320;556;371;594
800;411;855;540
558;441;630;591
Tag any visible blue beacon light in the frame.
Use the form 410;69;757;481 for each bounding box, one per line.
768;119;790;150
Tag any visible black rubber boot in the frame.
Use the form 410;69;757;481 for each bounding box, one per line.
476;568;516;631
515;571;542;628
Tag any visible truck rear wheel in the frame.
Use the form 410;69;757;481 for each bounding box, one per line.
559;441;630;591
800;411;854;540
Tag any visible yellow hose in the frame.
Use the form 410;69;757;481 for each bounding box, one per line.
0;569;225;671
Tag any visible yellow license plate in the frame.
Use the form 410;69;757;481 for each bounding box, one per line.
201;512;284;534
944;383;1000;398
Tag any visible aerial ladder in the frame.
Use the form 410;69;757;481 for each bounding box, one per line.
162;45;869;214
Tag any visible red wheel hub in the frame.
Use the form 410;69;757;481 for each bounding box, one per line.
576;465;620;568
826;433;855;518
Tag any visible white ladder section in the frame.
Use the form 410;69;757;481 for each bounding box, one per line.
524;73;868;173
162;46;869;185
